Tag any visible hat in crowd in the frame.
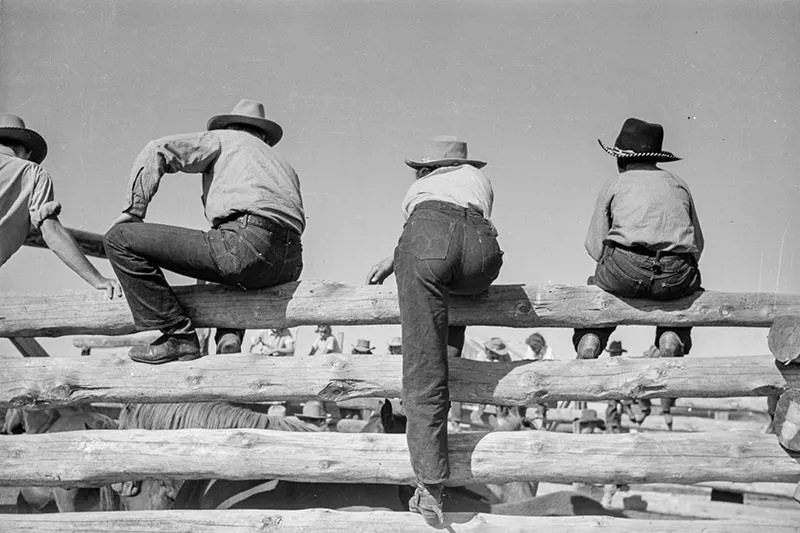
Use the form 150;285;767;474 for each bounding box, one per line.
207;99;284;147
297;400;328;421
484;337;509;357
0;114;47;164
352;339;374;354
573;409;606;430
598;118;681;162
388;337;402;347
267;404;286;417
606;340;627;355
405;135;487;170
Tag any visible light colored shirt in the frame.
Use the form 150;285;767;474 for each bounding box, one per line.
249;329;295;356
401;164;494;220
0;147;62;267
309;335;341;355
123;129;305;233
524;345;555;361
585;169;704;262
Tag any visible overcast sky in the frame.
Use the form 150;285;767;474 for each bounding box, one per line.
1;0;797;358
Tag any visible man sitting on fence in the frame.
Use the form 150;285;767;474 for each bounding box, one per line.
573;118;704;361
105;99;304;364
366;136;504;526
0;113;120;298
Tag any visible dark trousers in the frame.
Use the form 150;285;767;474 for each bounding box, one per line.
104;216;303;341
395;201;503;485
573;244;702;355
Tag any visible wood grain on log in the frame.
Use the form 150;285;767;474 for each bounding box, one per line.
1;354;797;409
0;509;791;533
774;389;800;452
2;283;800;337
71;333;159;350
23;227;107;259
675;397;769;413
1;429;798;487
768;315;800;365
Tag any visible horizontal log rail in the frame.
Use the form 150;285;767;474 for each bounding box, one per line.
23;227;107;259
2;353;796;409
675;397;770;412
0;509;791;533
2;282;799;337
2;429;798;487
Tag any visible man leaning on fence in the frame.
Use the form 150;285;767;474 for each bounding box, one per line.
573;118;704;361
0;113;121;298
104;99;305;364
366;136;504;527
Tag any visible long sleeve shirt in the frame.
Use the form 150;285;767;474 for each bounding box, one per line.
401;164;494;220
0;146;62;267
585;169;704;263
123;129;305;233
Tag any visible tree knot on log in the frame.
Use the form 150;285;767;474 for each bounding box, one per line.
318;379;383;401
515;301;533;317
258;515;284;532
326;356;349;370
317;460;333;471
719;304;735;317
185;374;204;387
48;382;74;400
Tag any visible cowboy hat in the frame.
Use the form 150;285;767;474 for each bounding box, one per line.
573;409;606;429
267;404;286;417
388;337;402;347
598;118;681;162
606;340;628;355
405;136;487;170
352;339;374;354
0;114;47;164
207;99;283;146
297;400;328;421
484;337;509;357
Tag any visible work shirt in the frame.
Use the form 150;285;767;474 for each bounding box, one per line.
585;169;704;262
309;335;341;355
524;345;555;361
123;130;305;233
0;146;62;267
401;164;493;220
249;329;295;356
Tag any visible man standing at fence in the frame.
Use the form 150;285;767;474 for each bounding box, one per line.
366;136;504;526
0;113;121;297
105;99;305;364
573;118;704;360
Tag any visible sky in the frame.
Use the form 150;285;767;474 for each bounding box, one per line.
0;0;798;359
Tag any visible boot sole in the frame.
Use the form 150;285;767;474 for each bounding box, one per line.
128;352;202;365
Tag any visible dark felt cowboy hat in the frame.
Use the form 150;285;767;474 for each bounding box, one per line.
0;114;47;164
598;118;681;162
207;99;283;147
573;409;607;429
606;340;628;355
405;136;486;170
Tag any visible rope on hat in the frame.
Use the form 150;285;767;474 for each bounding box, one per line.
597;139;680;160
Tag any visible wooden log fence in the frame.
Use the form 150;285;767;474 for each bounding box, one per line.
2;428;799;487
0;509;791;533
2;353;797;409
2;283;800;337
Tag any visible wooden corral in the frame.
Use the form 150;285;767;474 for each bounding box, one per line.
2;283;800;337
1;353;797;408
0;509;792;533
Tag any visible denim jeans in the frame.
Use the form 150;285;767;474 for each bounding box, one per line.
573;244;702;355
104;216;303;340
395;201;504;485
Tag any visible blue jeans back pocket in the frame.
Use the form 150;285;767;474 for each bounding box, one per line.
406;216;456;261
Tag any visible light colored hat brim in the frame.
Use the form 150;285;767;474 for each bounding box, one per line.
597;139;680;162
405;158;487;170
207;114;284;146
0;127;47;164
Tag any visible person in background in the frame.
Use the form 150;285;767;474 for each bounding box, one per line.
573;118;703;362
366;136;503;526
388;337;403;355
603;340;636;432
105;99;304;364
247;327;295;356
309;325;341;355
0;113;120;297
524;332;555;361
484;337;512;363
351;338;375;355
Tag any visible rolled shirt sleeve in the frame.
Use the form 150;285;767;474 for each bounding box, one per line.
28;166;62;228
123;132;222;218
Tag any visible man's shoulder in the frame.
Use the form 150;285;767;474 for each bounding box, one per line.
0;155;51;182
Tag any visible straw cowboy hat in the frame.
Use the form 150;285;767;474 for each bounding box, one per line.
405;135;486;170
484;337;510;358
598;118;681;162
0;114;47;164
297;400;328;421
605;340;628;355
207;99;283;147
388;337;402;348
352;339;375;354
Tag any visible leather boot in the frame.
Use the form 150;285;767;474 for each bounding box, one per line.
408;482;444;527
658;331;685;358
576;333;602;359
129;333;201;364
